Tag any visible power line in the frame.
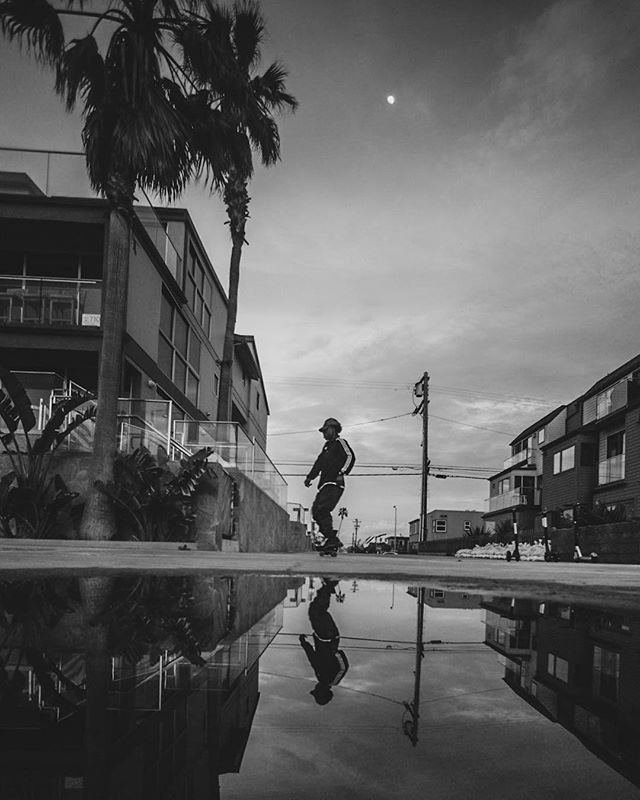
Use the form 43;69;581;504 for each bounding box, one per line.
269;411;413;437
429;413;515;436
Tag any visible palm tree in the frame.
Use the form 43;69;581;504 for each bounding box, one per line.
0;1;204;541
176;0;297;422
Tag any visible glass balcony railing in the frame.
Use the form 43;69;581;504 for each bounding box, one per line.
173;420;288;508
487;491;531;512
0;276;102;327
503;449;538;470
598;455;625;485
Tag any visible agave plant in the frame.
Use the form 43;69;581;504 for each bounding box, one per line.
0;366;96;538
95;445;213;542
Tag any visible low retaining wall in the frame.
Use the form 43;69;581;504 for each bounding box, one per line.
0;452;306;554
551;521;640;563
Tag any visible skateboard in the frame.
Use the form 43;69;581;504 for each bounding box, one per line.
315;535;344;557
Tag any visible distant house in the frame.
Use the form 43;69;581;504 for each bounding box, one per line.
385;535;409;554
408;510;484;553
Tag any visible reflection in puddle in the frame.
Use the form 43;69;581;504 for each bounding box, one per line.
0;576;639;799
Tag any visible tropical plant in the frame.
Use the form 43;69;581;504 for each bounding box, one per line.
175;0;298;420
0;366;95;538
0;1;210;542
95;445;213;542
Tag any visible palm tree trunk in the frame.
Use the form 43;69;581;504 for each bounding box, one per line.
217;171;249;422
80;206;131;541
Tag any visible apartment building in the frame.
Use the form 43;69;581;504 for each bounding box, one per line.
0;171;269;449
485;353;640;530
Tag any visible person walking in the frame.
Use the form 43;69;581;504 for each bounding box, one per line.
304;417;356;551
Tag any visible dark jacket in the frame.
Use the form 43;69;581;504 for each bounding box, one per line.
306;437;356;488
300;636;349;686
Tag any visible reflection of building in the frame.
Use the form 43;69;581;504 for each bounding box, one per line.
0;171;269;447
484;596;640;787
0;576;298;798
408;587;481;609
484;353;640;531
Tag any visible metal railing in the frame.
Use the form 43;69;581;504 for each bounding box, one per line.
0;147;183;282
173;419;288;507
0;275;102;327
598;454;625;485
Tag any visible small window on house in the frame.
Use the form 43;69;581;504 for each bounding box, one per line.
435;520;447;533
553;446;575;474
538;428;545;444
463;520;472;533
547;653;569;683
606;430;625;459
593;645;620;701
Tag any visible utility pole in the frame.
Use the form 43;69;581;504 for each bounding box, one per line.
352;518;361;551
414;372;430;547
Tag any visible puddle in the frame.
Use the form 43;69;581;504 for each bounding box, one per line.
0;574;639;799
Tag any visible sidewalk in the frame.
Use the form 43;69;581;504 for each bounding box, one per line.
1;539;639;608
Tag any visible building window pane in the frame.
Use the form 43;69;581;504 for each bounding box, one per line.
158;335;172;376
174;313;188;357
160;294;173;337
204;279;212;307
174;356;187;393
186;370;199;405
564;446;575;471
202;308;211;338
187;276;196;307
607;431;625;459
188;334;201;371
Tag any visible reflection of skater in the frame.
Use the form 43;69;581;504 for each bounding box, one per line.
299;580;349;704
305;418;355;551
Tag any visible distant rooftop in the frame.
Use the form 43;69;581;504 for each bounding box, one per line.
0;171;45;196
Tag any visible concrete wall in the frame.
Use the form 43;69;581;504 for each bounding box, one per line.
231;470;307;553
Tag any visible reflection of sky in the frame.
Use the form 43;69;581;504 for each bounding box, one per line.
220;581;640;800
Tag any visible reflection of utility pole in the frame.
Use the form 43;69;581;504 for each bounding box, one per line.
352;518;361;550
402;587;425;746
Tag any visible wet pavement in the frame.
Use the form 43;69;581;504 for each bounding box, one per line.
1;572;640;799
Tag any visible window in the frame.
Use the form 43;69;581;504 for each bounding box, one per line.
256;391;260;410
553;446;575;474
158;290;200;405
538;428;545;444
186;246;213;337
463;520;472;533
606;430;625;459
434;519;447;534
497;478;510;494
547;653;569;683
592;645;620;701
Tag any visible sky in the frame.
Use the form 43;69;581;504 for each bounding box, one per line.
2;0;640;539
219;580;640;799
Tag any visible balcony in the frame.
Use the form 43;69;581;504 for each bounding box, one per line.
598;454;625;485
487;491;528;513
0;276;101;327
583;379;632;425
503;448;538;470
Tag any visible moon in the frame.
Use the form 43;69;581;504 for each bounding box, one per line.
387;95;396;105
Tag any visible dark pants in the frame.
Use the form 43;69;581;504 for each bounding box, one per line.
311;484;344;539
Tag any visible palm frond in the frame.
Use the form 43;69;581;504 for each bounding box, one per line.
0;0;64;63
246;112;280;166
0;365;36;434
55;33;105;111
232;0;263;72
251;61;298;112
